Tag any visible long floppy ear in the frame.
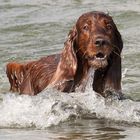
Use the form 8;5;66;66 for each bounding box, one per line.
93;23;123;99
49;26;77;91
104;24;123;98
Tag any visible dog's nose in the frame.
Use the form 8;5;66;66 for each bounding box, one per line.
95;39;107;47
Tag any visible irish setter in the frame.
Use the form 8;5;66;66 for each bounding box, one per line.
6;11;123;99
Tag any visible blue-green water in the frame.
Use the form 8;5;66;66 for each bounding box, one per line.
0;0;140;139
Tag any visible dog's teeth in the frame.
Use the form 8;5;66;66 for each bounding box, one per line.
95;55;107;60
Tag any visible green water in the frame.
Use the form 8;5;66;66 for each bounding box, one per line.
0;0;140;139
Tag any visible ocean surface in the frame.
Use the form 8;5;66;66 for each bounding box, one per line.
0;0;140;139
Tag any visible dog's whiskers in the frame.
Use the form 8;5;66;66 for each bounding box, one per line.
76;47;82;53
82;50;88;59
112;44;121;54
112;50;121;58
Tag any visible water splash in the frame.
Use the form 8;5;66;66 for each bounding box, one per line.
0;91;84;129
0;80;140;129
75;68;95;92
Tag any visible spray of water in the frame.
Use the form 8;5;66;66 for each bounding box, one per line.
0;68;140;129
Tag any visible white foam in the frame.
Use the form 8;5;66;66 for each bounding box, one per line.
0;85;140;129
0;90;85;129
122;68;128;78
0;66;139;128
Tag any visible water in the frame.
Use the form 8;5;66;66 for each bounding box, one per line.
0;0;140;139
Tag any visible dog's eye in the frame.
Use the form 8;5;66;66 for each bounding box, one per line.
83;24;89;31
106;24;112;30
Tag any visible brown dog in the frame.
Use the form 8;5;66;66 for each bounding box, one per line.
6;11;123;98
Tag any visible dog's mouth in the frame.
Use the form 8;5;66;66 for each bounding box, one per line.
87;52;108;69
95;52;107;60
88;52;107;61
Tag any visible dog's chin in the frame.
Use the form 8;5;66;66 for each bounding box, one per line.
87;53;108;69
88;59;108;69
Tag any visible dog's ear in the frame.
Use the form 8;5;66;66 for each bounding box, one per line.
103;24;123;98
114;24;123;54
93;22;123;99
49;26;77;91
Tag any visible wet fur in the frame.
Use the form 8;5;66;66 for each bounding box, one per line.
6;11;123;98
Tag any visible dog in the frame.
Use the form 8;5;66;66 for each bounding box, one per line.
6;11;123;98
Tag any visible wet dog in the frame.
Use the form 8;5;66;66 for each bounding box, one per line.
6;11;123;98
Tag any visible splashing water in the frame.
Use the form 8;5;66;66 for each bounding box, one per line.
0;70;140;129
75;67;95;92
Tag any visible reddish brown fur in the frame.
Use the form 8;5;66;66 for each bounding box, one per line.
6;61;36;92
6;11;123;98
6;62;25;92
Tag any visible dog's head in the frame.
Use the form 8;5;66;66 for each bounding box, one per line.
70;11;122;69
49;11;123;90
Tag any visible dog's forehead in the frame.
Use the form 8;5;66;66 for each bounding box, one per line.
76;11;112;26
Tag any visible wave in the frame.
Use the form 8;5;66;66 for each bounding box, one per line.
0;86;140;129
